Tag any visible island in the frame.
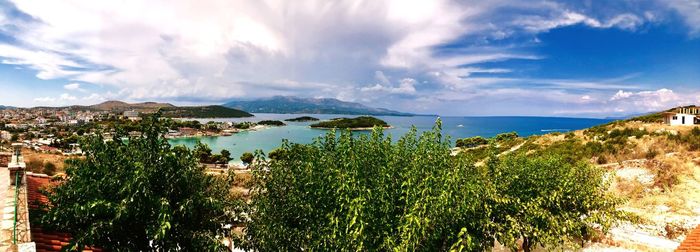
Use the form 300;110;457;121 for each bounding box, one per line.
257;120;286;126
309;116;390;130
284;116;320;122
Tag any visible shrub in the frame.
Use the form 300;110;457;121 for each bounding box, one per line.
455;136;489;148
494;132;518;142
645;149;658;160
243;120;625;251
240;152;254;164
43;162;57;176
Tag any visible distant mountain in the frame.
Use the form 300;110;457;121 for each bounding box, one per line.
0;105;15;110
223;96;413;116
90;100;175;112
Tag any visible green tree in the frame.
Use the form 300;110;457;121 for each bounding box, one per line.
40;114;242;251
486;153;625;251
10;133;19;141
240;152;254;165
244;122;493;251
193;141;213;163
220;149;232;164
242;120;624;251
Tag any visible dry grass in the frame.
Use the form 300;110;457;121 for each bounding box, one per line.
22;148;68;173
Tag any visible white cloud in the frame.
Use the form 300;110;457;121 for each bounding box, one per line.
63;82;87;92
361;71;417;95
0;0;694;115
662;0;700;35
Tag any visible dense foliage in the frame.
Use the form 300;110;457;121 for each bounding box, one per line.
257;120;286;126
284;116;320;122
159;105;253;118
193;142;233;164
39;114;242;251
455;136;489;148
240;152;254;164
242;120;624;251
309;116;389;129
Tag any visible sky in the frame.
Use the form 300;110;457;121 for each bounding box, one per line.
0;0;699;117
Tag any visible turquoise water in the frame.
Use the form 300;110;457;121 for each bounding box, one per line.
168;114;611;163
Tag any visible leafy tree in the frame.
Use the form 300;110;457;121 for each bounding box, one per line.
10;133;19;141
240;152;254;165
486;154;625;251
193;141;213;163
220;149;232;164
242;120;624;251
243;121;493;251
39;114;242;251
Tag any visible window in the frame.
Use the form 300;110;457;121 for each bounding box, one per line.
673;116;678;120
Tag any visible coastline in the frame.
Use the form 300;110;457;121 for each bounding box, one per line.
309;125;394;131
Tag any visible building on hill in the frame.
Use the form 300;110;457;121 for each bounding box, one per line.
664;107;700;126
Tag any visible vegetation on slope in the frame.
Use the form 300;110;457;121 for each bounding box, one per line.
241;122;625;251
309;116;389;129
159;105;253;118
284;116;320;122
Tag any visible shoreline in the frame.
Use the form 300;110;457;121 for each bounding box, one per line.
309;125;394;131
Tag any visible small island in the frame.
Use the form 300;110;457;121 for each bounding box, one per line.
310;116;390;130
284;116;320;122
257;120;286;126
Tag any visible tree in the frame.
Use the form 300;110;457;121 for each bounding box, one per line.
242;120;624;251
10;133;19;142
243;122;494;251
193;141;213;163
240;152;254;165
40;114;242;251
220;149;232;164
485;153;625;251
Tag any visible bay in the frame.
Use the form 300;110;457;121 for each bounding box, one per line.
168;113;611;163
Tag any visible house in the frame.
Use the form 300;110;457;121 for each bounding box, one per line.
663;106;700;126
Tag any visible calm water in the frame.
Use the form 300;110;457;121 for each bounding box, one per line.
168;113;611;163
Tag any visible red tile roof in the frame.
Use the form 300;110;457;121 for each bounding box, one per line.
26;174;104;252
677;225;700;252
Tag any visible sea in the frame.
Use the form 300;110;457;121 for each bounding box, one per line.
168;113;611;163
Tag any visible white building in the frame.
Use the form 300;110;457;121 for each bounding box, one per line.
664;107;700;126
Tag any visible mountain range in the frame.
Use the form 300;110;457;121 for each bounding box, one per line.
223;96;412;116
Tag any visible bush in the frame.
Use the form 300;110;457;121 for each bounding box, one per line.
26;159;44;173
494;132;518;142
240;152;254;164
43;162;57;176
645;149;658;160
455;136;489;148
243;120;624;251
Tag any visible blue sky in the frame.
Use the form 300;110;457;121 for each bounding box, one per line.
0;0;699;117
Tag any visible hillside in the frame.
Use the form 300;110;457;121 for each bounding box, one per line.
90;100;175;112
0;105;14;110
223;96;412;116
159;105;253;118
454;113;700;251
